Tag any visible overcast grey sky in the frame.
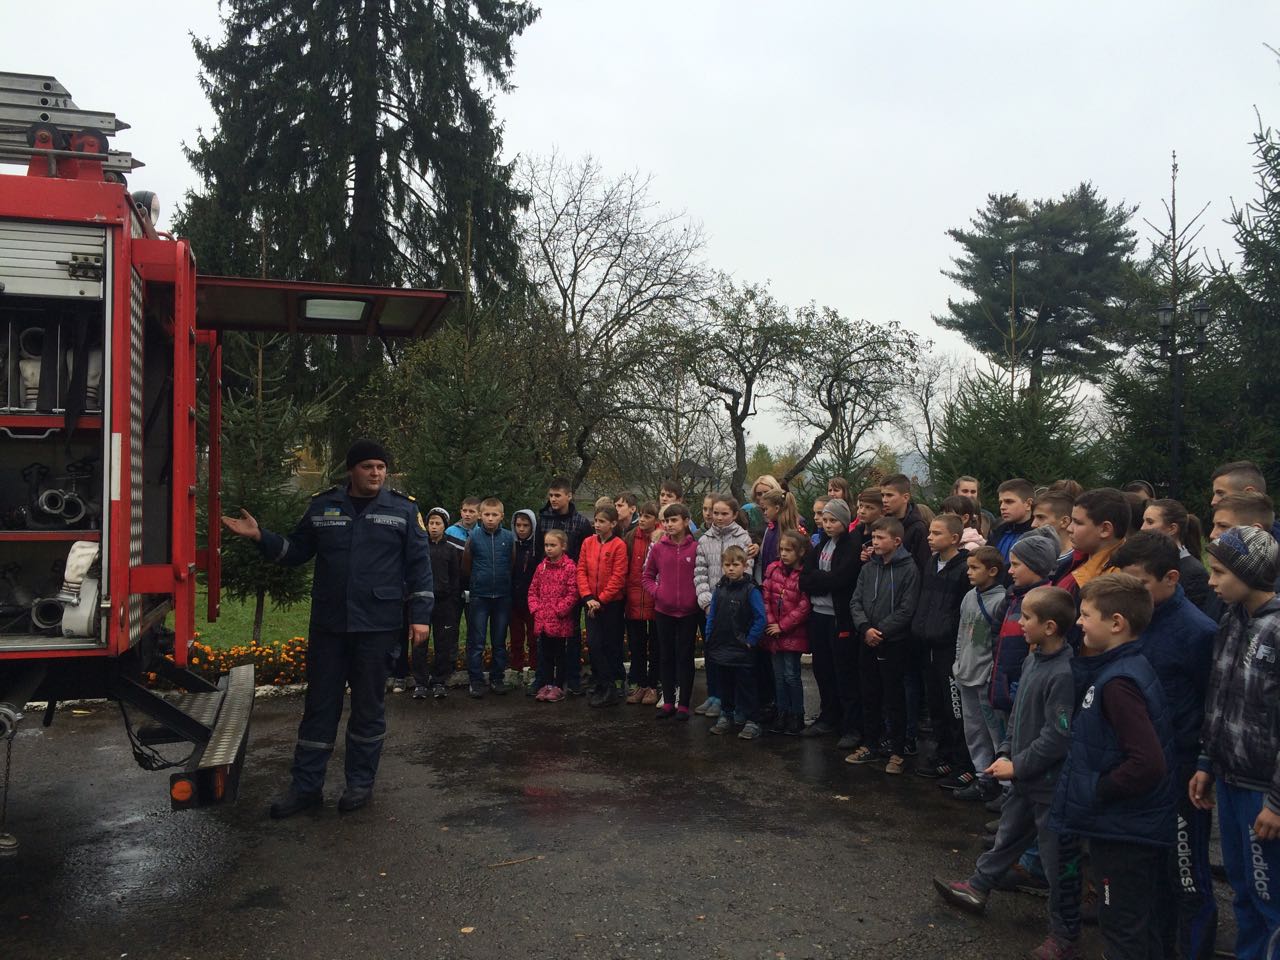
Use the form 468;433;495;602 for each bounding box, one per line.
4;1;1279;451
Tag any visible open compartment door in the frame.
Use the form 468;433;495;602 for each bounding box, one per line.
194;276;459;339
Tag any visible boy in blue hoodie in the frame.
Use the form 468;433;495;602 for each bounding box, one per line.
847;518;921;774
1113;531;1219;960
705;545;767;740
462;498;515;698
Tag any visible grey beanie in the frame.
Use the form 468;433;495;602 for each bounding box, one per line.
822;498;851;527
1011;526;1060;578
1207;525;1280;591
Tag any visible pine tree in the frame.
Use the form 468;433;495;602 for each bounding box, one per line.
937;184;1140;385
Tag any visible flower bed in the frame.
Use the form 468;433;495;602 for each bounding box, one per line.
189;637;310;686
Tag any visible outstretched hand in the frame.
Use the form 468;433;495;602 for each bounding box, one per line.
221;508;262;542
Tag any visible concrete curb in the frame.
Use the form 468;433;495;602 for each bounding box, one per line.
25;653;816;710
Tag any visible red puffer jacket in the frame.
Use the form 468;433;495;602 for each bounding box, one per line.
624;527;656;621
577;534;628;605
528;556;580;638
762;560;811;653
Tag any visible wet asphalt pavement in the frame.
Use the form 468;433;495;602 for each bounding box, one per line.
0;672;1224;960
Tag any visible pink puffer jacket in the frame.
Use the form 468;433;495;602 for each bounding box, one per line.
762;560;810;653
528;556;580;638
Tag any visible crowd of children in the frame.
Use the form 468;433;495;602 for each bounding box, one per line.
398;462;1280;960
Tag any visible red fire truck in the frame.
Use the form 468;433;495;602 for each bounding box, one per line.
0;72;456;840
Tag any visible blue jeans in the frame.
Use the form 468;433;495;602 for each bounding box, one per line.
1219;781;1280;960
718;662;759;723
466;595;510;684
772;651;804;715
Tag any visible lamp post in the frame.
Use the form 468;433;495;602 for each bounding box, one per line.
1155;300;1210;500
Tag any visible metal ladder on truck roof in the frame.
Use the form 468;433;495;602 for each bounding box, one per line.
0;71;142;179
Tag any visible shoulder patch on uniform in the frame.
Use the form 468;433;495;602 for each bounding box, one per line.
311;485;340;498
387;487;414;501
417;512;426;531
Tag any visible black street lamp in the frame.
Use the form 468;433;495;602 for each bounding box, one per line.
1155;300;1210;499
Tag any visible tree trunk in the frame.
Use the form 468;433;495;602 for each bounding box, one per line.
729;410;748;503
253;587;265;645
348;0;382;286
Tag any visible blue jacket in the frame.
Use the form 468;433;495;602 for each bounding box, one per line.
705;576;766;669
1141;584;1217;769
1050;641;1175;847
467;525;515;598
258;484;434;632
988;577;1049;713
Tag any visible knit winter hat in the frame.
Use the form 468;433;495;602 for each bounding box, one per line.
822;498;851;527
1207;525;1279;591
1010;526;1060;578
345;438;390;470
427;507;450;525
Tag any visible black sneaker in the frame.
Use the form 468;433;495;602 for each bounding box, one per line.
954;779;1002;802
836;733;860;750
768;713;788;736
984;818;1000;835
916;759;954;780
785;714;805;736
468;682;487;699
599;688;621;708
412;684;429;700
984;794;1007;813
432;684;447;700
939;771;976;791
993;864;1050;897
490;680;510;696
903;736;918;757
567;686;586;697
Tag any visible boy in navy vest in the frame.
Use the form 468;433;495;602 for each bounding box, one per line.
934;586;1081;960
1192;526;1280;960
1113;531;1219;960
1050;573;1174;960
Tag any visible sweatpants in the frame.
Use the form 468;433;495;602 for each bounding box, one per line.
426;604;461;687
832;624;862;738
904;634;926;740
626;618;658;688
958;683;1004;783
1155;770;1218;960
1218;780;1280;960
923;640;963;763
858;638;907;755
719;662;759;723
970;787;1081;941
656;612;698;708
1091;839;1166;960
586;600;625;693
808;612;841;727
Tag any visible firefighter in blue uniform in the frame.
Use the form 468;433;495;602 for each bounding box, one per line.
221;439;433;817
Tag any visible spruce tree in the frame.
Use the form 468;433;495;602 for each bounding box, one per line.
937;184;1140;385
177;0;540;463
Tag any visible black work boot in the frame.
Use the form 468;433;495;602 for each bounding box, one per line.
269;786;323;819
338;785;373;813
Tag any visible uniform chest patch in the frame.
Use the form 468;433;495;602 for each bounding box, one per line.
1081;685;1095;709
311;517;350;528
366;513;406;528
323;506;343;517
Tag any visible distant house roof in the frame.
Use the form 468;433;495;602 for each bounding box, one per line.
676;459;717;480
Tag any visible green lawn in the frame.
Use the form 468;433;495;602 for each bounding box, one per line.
192;584;312;649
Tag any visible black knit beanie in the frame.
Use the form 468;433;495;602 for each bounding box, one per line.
345;438;391;470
